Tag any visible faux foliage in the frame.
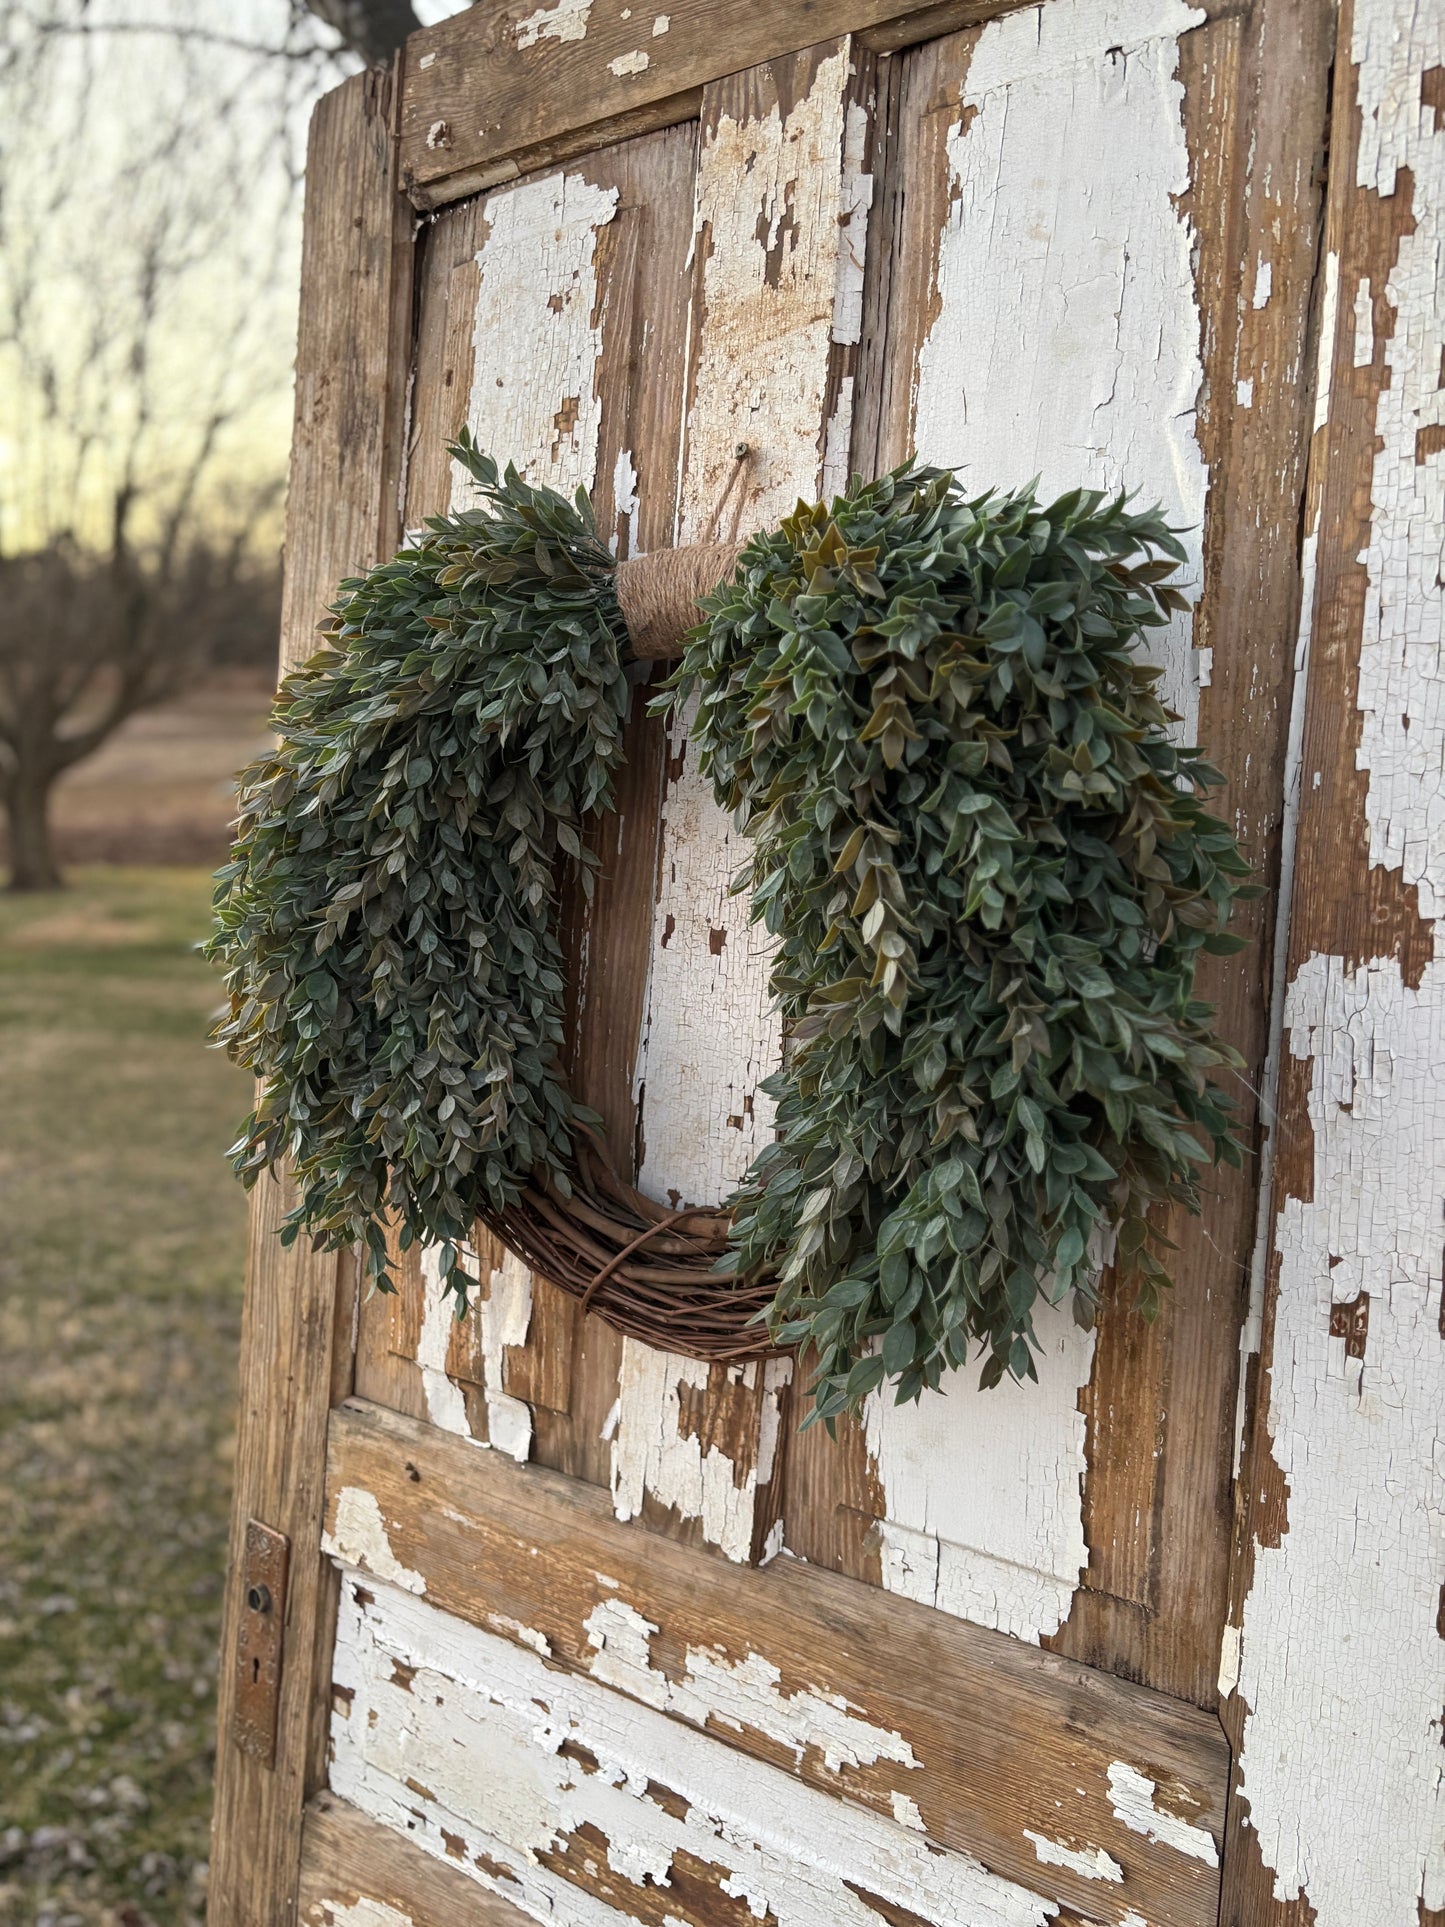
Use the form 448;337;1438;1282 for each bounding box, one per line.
211;442;1251;1427
665;466;1251;1425
207;434;629;1299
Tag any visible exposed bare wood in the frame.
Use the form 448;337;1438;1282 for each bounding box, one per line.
299;1791;532;1926
323;1397;1229;1927
207;65;413;1927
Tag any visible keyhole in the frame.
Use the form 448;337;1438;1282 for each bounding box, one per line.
252;1657;261;1684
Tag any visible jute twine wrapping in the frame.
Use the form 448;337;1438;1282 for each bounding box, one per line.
614;539;748;661
490;537;783;1361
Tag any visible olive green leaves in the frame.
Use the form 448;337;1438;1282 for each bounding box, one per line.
663;467;1250;1428
206;432;629;1303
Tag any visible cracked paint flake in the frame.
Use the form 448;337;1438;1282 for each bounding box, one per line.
415;1246;471;1439
1106;1762;1218;1868
609;1345;791;1559
608;48;648;76
863;1300;1092;1643
451;170;617;511
582;1595;922;1782
306;1902;417;1927
514;0;592;48
329;1573;1060;1927
1024;1830;1124;1883
1233;2;1445;1921
323;1490;426;1597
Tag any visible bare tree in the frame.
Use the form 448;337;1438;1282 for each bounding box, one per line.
0;1;352;888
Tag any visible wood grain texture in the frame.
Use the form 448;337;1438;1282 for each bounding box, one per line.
323;1397;1230;1927
397;0;1033;211
300;1792;532;1925
1220;0;1445;1918
207;67;413;1927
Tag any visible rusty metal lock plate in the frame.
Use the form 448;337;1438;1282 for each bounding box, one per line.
232;1519;289;1765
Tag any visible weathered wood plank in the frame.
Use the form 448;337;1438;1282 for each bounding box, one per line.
397;0;1032;211
611;40;875;1566
323;1396;1229;1927
1219;0;1445;1919
208;66;414;1927
300;1791;531;1926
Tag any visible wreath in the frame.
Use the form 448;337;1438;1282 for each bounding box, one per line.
209;435;1250;1424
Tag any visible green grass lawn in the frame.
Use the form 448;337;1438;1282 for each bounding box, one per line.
0;868;251;1927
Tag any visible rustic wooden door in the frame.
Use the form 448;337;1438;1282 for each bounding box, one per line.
207;3;1445;1924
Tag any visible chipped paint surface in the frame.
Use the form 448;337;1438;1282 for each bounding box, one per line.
1024;1831;1124;1883
478;1248;534;1462
514;0;591;49
452;170;617;509
609;1344;790;1560
1237;957;1445;1919
323;1490;425;1597
1106;1762;1218;1868
911;0;1208;736
1233;5;1445;1920
306;1903;415;1927
608;48;649;76
415;1246;470;1439
631;710;781;1208
583;1594;921;1779
678;45;852;544
863;1302;1092;1642
330;1572;1059;1927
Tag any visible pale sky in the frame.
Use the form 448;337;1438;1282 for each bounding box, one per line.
0;0;465;559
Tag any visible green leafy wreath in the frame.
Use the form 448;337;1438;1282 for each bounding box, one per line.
209;437;1251;1423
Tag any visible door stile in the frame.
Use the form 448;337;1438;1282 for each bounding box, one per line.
208;63;415;1927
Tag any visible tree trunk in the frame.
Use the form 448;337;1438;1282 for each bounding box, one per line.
3;769;64;891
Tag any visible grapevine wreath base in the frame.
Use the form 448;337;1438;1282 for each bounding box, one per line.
209;436;1251;1424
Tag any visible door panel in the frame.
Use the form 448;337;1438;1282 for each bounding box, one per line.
208;1;1336;1920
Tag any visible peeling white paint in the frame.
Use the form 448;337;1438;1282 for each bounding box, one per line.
1233;4;1445;1921
1106;1762;1218;1868
1216;1619;1241;1700
608;47;648;75
609;1345;791;1560
1352;274;1374;367
415;1246;472;1438
864;1301;1092;1642
632;703;781;1208
911;0;1209;737
1252;258;1273;309
479;1249;533;1462
583;1594;922;1781
677;45;853;544
452;170;617;510
514;0;591;49
651;10;669;32
323;1490;426;1597
610;445;639;557
1024;1830;1124;1883
330;1574;1060;1927
306;1901;416;1927
1236;377;1254;408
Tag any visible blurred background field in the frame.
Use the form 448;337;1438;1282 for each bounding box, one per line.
0;857;256;1927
